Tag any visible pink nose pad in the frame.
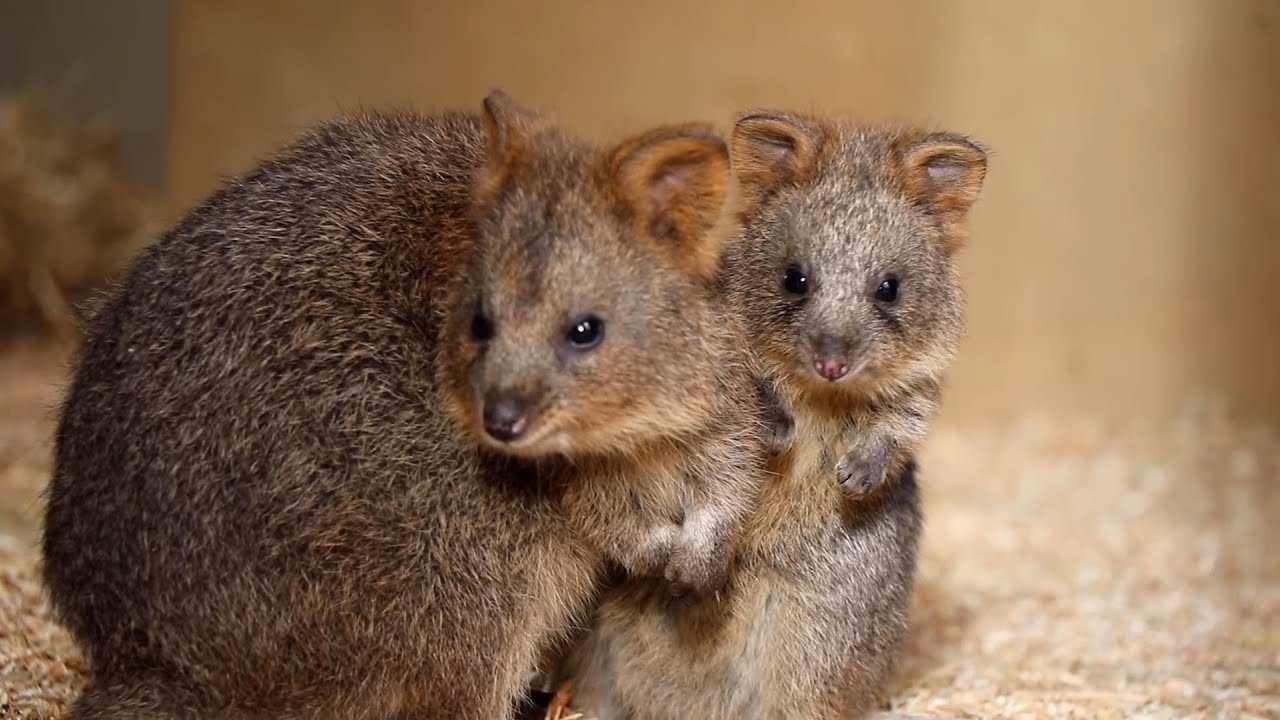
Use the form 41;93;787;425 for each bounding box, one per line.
814;358;849;381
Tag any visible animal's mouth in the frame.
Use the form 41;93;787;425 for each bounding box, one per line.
802;353;872;384
476;403;568;458
786;355;883;408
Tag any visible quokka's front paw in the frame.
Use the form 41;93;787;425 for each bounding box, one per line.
662;537;731;600
763;411;795;456
756;380;795;456
836;448;891;499
626;524;678;578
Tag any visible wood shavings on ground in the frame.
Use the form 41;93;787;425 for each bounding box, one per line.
892;402;1279;720
0;557;84;720
1;347;1276;718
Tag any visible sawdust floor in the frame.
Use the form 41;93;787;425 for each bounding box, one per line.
1;341;1276;720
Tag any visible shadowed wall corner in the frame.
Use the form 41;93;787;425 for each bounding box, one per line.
0;0;173;188
1185;2;1280;423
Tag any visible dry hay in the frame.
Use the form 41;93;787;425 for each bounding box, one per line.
0;343;82;719
0;95;156;343
0;379;1276;718
0;556;84;720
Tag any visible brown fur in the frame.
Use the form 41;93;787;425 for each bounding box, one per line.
559;113;987;719
40;92;764;720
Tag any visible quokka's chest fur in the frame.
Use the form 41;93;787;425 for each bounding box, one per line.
741;400;855;561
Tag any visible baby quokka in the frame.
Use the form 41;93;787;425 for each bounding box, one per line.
737;111;987;500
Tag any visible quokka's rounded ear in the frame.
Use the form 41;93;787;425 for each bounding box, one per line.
896;131;989;254
898;132;988;213
476;89;543;198
731;111;823;206
608;124;732;282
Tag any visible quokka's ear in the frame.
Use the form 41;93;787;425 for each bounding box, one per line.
476;89;544;200
730;111;824;209
896;131;989;254
608;124;732;281
898;132;988;214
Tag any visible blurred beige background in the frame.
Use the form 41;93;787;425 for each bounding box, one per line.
167;0;1280;425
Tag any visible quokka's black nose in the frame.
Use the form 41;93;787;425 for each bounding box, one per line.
482;395;529;442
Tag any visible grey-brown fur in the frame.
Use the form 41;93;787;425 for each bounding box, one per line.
559;114;987;719
730;114;987;501
41;93;764;719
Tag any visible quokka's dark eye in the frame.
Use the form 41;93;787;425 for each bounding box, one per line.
471;312;495;342
565;315;605;350
783;265;809;297
875;276;900;304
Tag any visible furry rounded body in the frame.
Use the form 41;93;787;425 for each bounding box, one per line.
43;105;763;720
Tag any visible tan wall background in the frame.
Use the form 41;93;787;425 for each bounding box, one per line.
169;0;1280;424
